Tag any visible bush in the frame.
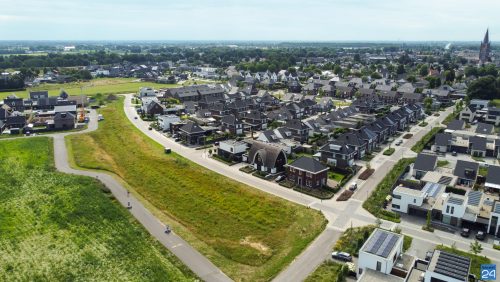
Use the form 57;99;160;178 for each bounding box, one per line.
358;168;374;180
362;158;415;222
293;186;335;200
445;186;467;195
333;225;375;256
383;148;395;156
419;121;428;127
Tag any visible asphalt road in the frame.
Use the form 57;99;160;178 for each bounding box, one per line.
33;110;232;282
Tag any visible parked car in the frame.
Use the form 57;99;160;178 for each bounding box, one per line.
395;140;402;146
349;182;358;191
134;116;138;120
476;231;486;241
452;151;457;156
460;228;470;238
174;138;181;142
345;262;357;277
425;251;434;261
275;175;286;182
148;127;152;130
332;251;352;262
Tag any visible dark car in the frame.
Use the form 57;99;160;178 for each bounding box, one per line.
452;151;457;156
332;251;352;262
174;138;181;142
134;116;138;120
460;228;470;238
275;175;286;182
476;231;486;241
148;127;153;130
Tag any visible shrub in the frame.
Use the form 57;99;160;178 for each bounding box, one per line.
445;186;467;195
411;127;443;153
383;148;395;156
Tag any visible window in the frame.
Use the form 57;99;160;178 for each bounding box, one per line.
451;206;454;214
392;204;400;209
393;194;401;200
306;172;312;178
413;199;416;203
446;206;450;213
376;261;382;271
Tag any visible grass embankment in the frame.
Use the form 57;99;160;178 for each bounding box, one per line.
305;261;347;282
66;98;326;282
0;138;197;281
0;78;178;99
363;158;415;222
436;245;490;278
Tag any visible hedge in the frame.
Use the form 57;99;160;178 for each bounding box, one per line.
362;158;415;222
411;127;443;153
383;148;395;156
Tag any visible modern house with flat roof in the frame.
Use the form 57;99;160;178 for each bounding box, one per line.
424;250;470;282
358;229;404;276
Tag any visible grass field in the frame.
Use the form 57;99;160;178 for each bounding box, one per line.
66;98;326;281
0;138;197;281
0;78;182;99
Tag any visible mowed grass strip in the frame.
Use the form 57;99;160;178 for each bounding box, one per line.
67;98;326;281
0;137;197;281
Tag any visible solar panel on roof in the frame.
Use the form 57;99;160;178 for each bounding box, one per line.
380;236;399;258
467;191;482;206
368;232;387;254
494;203;500;213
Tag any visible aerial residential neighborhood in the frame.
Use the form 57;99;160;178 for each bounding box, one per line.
1;1;500;282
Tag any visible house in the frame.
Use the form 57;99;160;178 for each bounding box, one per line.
424;250;471;282
3;97;24;112
51;112;75;130
446;119;465;131
285;157;328;188
378;90;398;104
178;121;206;145
284;119;309;143
469;136;487;157
29;91;49;100
453;160;479;187
142;100;165;116
485;165;500;192
319;140;355;168
485;107;500;126
139;87;156;98
391;185;427;214
5;115;26;129
247;141;287;174
217;140;247;162
336;132;367;159
220;114;243;135
475;122;494;135
157;115;181;132
413;153;437;179
442;193;467;226
358;229;404;276
400;92;422;104
257;130;282;143
244;110;267;130
459;106;476;123
433;133;452;153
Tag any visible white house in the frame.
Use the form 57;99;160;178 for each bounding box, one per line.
424;250;471;282
358;229;403;276
441;193;466;226
139;87;156;98
157;115;181;131
218;140;247;156
391;185;426;213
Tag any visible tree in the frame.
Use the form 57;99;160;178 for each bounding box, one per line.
407;75;417;83
464;66;478;77
424;97;433;112
396;64;405;74
371;72;382;79
470;240;483;255
444;69;455;82
419;64;429;77
333;65;342;76
426;210;432;229
467;75;499;99
425;76;441;88
464;95;470;106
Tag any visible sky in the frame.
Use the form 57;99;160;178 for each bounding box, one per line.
0;0;498;41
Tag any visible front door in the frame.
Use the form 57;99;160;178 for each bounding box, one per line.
298;177;302;186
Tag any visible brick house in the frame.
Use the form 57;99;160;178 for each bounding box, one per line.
286;156;328;188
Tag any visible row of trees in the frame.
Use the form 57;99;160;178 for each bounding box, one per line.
0;75;25;91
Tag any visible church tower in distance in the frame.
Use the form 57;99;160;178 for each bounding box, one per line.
479;29;491;65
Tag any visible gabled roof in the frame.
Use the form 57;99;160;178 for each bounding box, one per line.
337;132;366;147
476;123;494;134
221;114;239;125
320;140;355;155
453;160;479;180
446;120;465;130
435;133;452;147
414;153;437;171
486;166;500;186
469;136;487;151
287;156;328;174
180;121;205;134
285;119;307;131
